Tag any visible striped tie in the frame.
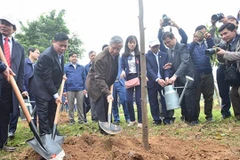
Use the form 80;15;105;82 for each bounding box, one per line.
4;37;11;67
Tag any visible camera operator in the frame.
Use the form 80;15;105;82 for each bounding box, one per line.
216;23;240;121
158;15;188;52
209;14;239;119
188;25;215;122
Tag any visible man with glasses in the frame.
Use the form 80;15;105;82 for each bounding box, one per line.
161;32;200;126
86;35;123;135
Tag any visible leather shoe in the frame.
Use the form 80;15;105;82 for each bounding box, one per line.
0;146;16;152
8;132;15;138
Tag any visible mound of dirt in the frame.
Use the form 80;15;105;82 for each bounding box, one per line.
18;133;240;160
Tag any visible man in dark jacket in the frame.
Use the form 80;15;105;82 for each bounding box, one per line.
32;33;68;135
86;35;123;135
161;32;200;126
0;15;25;151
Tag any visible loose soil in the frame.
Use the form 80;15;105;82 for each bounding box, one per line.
3;109;240;160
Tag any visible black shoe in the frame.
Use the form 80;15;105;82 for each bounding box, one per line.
188;120;199;126
206;117;214;122
153;120;162;125
222;114;231;119
8;132;15;138
180;116;185;122
0;146;16;152
163;117;175;125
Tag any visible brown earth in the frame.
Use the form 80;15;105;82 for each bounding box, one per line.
4;109;240;160
17;132;240;160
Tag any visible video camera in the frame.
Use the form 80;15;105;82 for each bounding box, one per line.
211;13;224;23
205;43;226;56
162;14;171;27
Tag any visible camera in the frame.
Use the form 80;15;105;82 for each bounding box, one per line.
211;13;224;23
205;43;226;56
162;14;171;27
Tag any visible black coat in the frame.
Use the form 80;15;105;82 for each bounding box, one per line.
31;46;64;101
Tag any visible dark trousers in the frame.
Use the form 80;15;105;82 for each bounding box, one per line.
217;64;231;117
196;73;214;119
147;84;174;123
178;87;198;122
9;109;20;133
0;81;12;148
230;86;240;118
112;81;130;122
83;96;91;120
94;95;108;122
35;96;57;134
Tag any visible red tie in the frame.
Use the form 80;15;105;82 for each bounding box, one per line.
4;37;11;67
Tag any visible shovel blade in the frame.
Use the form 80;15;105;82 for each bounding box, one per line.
99;121;122;135
27;134;65;160
53;135;64;145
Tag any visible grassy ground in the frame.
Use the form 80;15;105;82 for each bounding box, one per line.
1;98;240;158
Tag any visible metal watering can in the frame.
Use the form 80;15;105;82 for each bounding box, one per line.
19;96;35;120
163;76;194;110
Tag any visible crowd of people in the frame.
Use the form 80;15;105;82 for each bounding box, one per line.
0;10;240;151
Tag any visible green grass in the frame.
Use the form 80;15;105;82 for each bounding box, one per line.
1;98;240;158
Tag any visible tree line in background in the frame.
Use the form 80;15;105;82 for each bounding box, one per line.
14;9;85;62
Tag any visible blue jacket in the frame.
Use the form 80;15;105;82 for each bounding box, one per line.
64;62;86;92
145;50;170;89
188;38;215;74
22;58;34;92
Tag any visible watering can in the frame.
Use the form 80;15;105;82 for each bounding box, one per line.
163;76;194;110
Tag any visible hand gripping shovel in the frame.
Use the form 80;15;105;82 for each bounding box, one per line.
0;48;64;160
99;85;122;135
52;77;66;145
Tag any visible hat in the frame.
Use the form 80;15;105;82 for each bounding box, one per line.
0;15;16;26
149;38;160;47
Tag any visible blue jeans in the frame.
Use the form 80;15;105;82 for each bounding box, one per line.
112;81;130;122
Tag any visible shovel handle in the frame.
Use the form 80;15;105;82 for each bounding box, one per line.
53;76;66;125
107;85;113;125
0;48;32;122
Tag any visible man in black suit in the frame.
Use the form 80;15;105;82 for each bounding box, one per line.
32;33;69;135
146;38;174;125
0;15;25;151
161;32;200;126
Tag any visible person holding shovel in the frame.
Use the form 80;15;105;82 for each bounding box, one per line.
0;15;25;151
31;32;69;135
86;35;123;135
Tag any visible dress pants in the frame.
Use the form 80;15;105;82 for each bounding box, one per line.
35;96;57;134
230;86;240;118
196;73;214;120
147;83;174;123
217;64;231;117
0;80;12;148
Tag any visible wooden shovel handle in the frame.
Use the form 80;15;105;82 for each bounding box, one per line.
53;76;66;124
0;47;32;122
108;85;113;115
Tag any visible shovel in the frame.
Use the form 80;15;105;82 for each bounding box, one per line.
99;85;122;135
0;48;64;160
52;77;66;145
